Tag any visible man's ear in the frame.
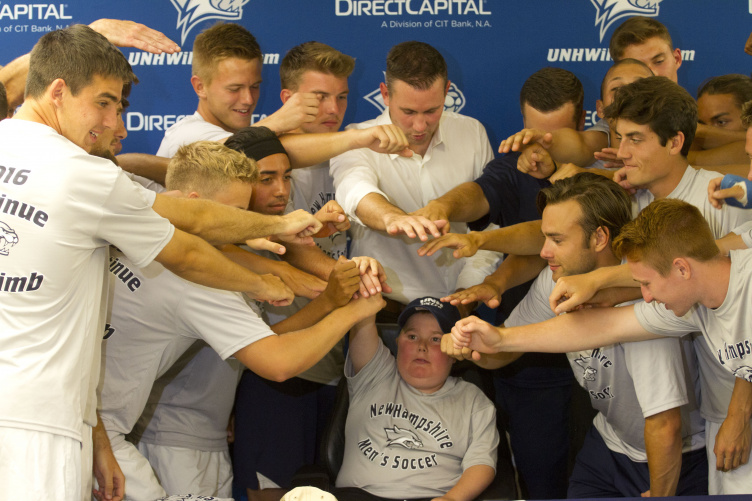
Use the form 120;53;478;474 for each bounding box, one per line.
190;75;206;99
280;88;293;104
672;47;683;71
48;78;67;108
577;108;586;131
379;82;390;107
673;257;691;280
667;131;685;155
593;226;610;252
187;191;201;200
595;99;605;120
444;79;451;95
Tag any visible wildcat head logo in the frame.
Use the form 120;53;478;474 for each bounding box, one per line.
573;355;598;381
171;0;251;45
733;366;752;383
384;425;423;449
364;74;466;114
590;0;662;42
0;221;19;256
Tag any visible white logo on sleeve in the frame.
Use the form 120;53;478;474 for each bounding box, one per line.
171;0;251;44
591;0;662;42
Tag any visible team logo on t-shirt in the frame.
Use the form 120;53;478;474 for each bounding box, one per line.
591;0;662;42
573;355;598;381
733;365;752;382
171;0;251;44
0;221;19;256
384;425;424;450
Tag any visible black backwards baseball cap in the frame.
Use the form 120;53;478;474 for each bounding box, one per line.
397;296;461;334
224;125;288;162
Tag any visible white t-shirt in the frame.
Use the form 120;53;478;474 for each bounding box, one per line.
634;249;752;384
0;119;174;442
330;109;499;303
156;112;231;158
130;342;243;452
98;249;274;439
632;166;752;422
506;267;704;461
632;166;752;236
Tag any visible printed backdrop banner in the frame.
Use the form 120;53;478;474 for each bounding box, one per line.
0;1;750;154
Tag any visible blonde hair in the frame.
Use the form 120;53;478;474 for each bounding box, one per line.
166;141;258;197
613;198;719;276
280;41;355;91
192;23;261;85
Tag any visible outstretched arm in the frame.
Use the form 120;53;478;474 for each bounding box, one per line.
152;195;321;246
281;125;412;168
413;181;490;225
234;294;385;382
116;154;169;186
356;192;448;241
419;220;544;258
348;315;381;375
448;306;658;357
441;254;546;309
156;228;294;306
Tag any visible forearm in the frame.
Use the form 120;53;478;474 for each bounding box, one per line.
549;129;604;166
588;263;637;289
694;123;746;150
158;229;270;294
485;254;546;292
355;192;406;231
474;220;544;255
153;195;287;245
221;244;286;273
0;53;30;110
688;141;748;167
237;303;364;381
270;291;339;334
280;129;362;168
644;408;683;497
473;351;524;370
499;305;656;353
116;153;168;185
430;182;490;222
92;412;114;456
728;377;752;424
440;464;495;501
281;242;335;280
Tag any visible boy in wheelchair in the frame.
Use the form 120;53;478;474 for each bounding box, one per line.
331;297;499;501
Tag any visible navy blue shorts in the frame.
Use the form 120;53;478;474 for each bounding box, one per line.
567;426;708;498
232;370;337;490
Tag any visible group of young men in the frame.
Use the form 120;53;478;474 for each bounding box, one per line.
1;12;751;501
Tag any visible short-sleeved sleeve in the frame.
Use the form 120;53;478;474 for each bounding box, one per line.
623;336;689;418
96;172;174;268
633;301;701;338
175;284;275;360
461;396;499;471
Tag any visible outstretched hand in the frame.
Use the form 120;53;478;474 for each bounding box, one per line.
89;19;180;54
418;232;480;258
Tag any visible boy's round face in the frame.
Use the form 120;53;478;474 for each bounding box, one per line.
396;312;453;394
